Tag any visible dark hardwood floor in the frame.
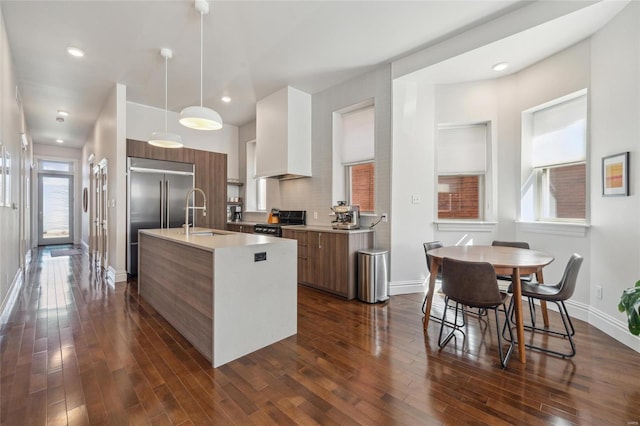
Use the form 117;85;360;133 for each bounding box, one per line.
1;246;640;425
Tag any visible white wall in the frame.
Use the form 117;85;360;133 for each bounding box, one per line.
391;79;435;292
80;84;127;283
589;2;640;351
126;102;239;179
0;4;33;315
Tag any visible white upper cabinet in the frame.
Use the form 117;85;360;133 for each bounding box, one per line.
256;86;311;179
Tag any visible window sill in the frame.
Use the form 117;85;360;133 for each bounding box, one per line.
435;221;497;232
516;221;590;237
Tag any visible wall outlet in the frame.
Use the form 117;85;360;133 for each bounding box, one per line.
313;211;318;220
411;194;421;204
381;213;388;222
596;285;603;300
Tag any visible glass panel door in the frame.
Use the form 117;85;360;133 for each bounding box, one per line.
38;173;73;245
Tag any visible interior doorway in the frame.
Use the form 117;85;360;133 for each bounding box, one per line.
37;173;74;245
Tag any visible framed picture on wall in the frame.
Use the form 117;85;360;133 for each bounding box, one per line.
602;151;629;196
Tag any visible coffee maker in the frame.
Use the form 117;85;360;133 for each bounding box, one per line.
227;204;242;222
331;201;360;230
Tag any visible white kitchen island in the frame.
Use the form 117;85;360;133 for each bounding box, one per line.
138;228;297;367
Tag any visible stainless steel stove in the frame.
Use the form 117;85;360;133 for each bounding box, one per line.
253;210;306;237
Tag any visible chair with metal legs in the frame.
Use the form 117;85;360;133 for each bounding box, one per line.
421;241;443;315
438;257;514;368
506;253;583;358
491;240;537;324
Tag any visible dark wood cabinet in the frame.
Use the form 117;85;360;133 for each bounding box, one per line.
127;139;227;230
282;228;373;299
226;223;254;234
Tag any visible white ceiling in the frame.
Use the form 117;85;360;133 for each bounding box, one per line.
0;1;626;149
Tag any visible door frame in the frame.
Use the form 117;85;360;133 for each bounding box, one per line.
37;172;74;246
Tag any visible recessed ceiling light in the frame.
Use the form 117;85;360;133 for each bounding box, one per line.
221;96;231;103
56;139;64;144
57;110;69;116
492;62;509;71
56;117;65;123
66;46;85;57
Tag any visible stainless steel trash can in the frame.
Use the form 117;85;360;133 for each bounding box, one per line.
358;249;389;303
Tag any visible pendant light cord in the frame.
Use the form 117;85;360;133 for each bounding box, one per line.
164;54;168;132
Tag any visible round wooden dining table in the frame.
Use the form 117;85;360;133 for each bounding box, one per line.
424;245;554;363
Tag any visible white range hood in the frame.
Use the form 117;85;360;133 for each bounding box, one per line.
256;86;311;179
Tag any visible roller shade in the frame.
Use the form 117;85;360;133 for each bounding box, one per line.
436;124;487;173
342;106;374;164
532;95;586;168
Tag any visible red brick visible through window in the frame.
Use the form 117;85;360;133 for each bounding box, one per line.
351;163;374;212
438;175;480;219
548;163;586;219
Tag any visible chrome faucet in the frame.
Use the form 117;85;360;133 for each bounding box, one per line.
185;187;207;236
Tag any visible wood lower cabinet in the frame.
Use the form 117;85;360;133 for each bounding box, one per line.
282;228;373;299
227;223;255;233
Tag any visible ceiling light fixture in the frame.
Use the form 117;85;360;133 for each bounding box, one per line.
179;0;223;131
149;48;183;149
221;96;231;103
492;62;509;71
66;46;85;57
56;139;64;144
57;110;69;116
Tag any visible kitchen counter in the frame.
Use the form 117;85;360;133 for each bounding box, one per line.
142;227;271;251
282;224;374;234
138;227;297;367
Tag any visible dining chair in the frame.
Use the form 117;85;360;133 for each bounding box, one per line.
421;241;443;315
491;240;533;283
491;240;538;324
438;257;514;368
507;253;583;358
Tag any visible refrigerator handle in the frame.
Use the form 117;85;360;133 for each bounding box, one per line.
160;180;165;229
165;180;170;226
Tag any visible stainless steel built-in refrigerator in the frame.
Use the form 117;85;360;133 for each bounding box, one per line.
127;157;195;276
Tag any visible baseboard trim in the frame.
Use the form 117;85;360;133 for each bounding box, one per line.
107;266;128;285
389;280;425;296
588;306;640;352
0;268;23;326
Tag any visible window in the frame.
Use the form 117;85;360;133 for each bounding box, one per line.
335;104;375;213
39;159;73;173
523;91;587;222
347;162;374;212
436;123;488;220
246;140;267;212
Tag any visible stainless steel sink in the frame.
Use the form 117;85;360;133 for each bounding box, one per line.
190;231;215;236
176;229;219;236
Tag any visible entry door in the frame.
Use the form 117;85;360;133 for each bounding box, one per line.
38;173;73;245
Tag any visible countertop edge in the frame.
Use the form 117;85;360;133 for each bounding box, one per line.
281;225;374;234
140;227;288;252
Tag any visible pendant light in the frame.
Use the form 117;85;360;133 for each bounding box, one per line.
179;0;223;131
149;48;184;148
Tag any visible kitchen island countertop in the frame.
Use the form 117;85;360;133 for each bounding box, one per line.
140;227;279;252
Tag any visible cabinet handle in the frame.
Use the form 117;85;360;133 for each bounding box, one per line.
318;232;321;249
